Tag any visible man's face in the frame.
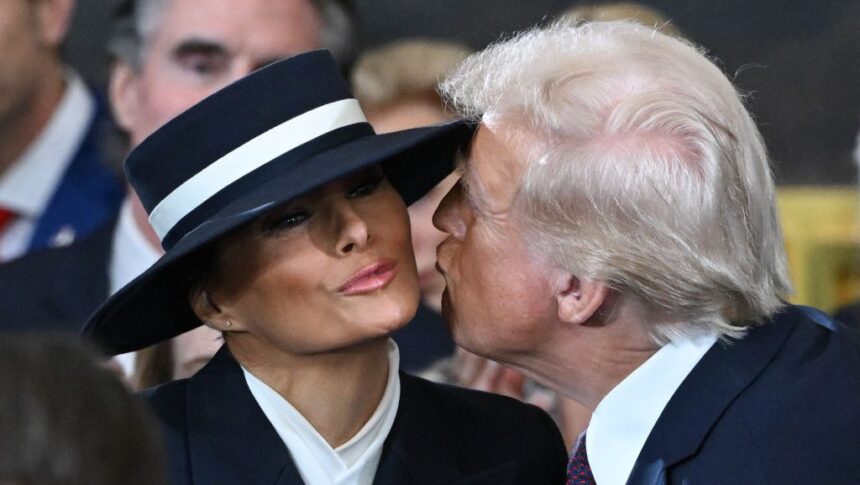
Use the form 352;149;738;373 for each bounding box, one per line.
433;123;559;362
113;0;323;146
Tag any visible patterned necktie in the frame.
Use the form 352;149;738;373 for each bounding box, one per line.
566;434;596;485
0;207;16;235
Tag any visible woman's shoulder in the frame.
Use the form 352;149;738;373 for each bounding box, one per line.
140;377;191;422
398;372;567;480
399;372;559;435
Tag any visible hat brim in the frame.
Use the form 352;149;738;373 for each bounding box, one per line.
83;120;474;355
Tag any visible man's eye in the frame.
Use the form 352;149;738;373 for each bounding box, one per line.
178;53;225;76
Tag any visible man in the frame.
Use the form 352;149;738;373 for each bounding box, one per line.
434;21;860;484
0;0;353;379
0;0;123;262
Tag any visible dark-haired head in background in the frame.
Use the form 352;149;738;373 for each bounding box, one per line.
0;335;166;485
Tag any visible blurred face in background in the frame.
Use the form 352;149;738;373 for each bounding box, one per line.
0;0;71;161
110;0;323;146
366;94;455;311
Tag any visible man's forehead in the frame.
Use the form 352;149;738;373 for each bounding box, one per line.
149;0;322;51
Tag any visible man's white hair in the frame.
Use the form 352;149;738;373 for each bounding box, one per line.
440;21;792;343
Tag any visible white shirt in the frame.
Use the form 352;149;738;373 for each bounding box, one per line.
244;340;401;485
588;332;718;485
109;199;163;377
0;71;96;260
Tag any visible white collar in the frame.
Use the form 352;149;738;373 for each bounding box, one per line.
109;198;163;295
588;332;717;485
110;199;162;378
0;70;95;217
244;339;401;485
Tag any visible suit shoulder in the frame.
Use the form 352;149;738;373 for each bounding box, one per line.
400;373;566;448
400;373;568;482
0;224;113;331
142;378;190;426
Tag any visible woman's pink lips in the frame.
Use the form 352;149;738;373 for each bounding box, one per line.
338;261;397;295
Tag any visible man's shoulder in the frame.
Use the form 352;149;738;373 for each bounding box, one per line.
659;305;860;482
0;223;113;331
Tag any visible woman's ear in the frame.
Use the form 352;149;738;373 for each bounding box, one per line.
189;285;242;332
556;276;611;326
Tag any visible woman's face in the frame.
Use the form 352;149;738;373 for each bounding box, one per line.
196;166;419;355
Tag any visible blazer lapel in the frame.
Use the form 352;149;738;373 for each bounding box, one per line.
373;373;520;485
185;347;304;485
627;307;801;484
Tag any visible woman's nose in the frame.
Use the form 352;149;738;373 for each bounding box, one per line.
433;182;467;239
333;202;370;255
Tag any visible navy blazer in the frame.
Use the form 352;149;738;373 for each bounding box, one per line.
144;347;567;485
0;220;113;332
628;305;860;484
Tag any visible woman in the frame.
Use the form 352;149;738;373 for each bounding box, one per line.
83;51;566;485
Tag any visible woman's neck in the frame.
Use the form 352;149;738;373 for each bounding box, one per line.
229;336;392;448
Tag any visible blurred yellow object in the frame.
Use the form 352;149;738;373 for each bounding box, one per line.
777;187;860;311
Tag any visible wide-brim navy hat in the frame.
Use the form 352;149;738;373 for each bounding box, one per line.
82;50;473;355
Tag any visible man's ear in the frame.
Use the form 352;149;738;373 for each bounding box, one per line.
189;285;244;332
109;61;140;135
34;0;75;47
556;275;611;325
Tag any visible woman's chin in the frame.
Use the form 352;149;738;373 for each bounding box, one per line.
364;300;418;335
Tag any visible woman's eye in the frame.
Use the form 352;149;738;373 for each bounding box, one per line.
269;211;309;231
347;177;383;199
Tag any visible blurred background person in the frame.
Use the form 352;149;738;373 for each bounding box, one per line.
833;123;860;329
0;0;355;386
559;1;683;36
0;0;123;263
0;335;166;485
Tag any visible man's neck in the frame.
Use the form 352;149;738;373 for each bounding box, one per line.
0;68;66;176
517;305;661;411
229;336;392;447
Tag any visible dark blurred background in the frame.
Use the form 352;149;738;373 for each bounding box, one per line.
65;0;860;185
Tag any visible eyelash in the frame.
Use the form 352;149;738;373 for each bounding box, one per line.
346;175;383;199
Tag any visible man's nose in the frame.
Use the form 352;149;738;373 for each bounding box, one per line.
433;182;467;239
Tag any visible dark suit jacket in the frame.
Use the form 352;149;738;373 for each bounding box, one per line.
144;347;567;485
0;220;113;332
26;91;123;253
627;305;860;484
834;301;860;330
